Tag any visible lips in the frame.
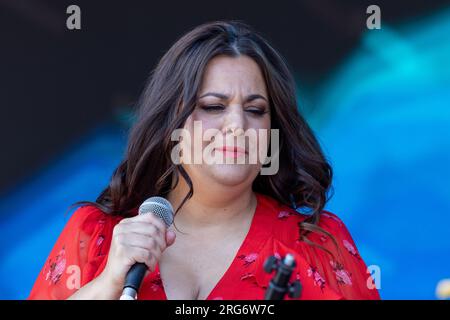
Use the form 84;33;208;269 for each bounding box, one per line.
214;146;248;159
216;146;247;154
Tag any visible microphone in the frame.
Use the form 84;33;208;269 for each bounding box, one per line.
119;196;174;300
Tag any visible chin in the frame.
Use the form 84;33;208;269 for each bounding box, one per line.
207;164;258;186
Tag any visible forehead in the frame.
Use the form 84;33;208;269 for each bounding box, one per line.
199;55;267;95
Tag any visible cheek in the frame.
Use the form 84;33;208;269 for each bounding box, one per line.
248;115;271;136
178;115;216;163
192;114;220;133
192;115;226;153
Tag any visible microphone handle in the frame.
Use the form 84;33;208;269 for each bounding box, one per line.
120;263;147;300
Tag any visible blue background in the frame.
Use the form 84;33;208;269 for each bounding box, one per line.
1;7;449;300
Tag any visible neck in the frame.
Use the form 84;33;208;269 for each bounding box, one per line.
167;175;257;232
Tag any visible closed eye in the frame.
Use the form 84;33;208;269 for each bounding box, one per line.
200;105;268;116
200;105;225;112
246;107;268;116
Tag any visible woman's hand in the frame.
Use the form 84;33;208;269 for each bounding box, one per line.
102;213;176;292
69;213;176;300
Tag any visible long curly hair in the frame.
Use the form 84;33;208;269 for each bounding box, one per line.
72;20;334;249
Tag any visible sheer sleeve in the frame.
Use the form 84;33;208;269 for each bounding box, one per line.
294;211;381;300
28;205;121;300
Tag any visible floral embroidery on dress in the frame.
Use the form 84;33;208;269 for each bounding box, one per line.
342;239;361;259
150;272;163;292
330;260;352;286
237;253;258;267
43;246;67;285
96;235;104;246
240;272;269;290
240;272;255;281
277;210;294;220
307;266;326;290
95;235;106;256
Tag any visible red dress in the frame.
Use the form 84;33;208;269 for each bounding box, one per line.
28;192;380;300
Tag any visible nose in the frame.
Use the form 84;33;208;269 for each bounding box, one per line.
222;104;245;136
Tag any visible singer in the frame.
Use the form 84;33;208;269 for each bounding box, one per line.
29;21;380;300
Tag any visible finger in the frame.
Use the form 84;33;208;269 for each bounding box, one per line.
127;247;157;271
137;247;161;271
128;230;167;252
133;213;168;232
118;233;161;252
117;222;162;239
115;220;167;249
166;230;176;246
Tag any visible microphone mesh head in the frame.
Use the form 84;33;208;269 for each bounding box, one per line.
138;196;174;227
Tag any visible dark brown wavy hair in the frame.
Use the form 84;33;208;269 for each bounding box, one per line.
73;20;334;250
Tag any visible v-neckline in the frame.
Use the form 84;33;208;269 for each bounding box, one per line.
153;192;263;300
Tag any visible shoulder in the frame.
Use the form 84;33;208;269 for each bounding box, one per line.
65;204;124;237
28;205;125;299
256;193;354;248
318;210;347;231
255;193;309;243
315;210;358;252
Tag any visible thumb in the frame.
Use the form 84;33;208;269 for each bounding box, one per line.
165;229;176;247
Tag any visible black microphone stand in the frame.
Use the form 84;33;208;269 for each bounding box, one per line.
263;253;302;300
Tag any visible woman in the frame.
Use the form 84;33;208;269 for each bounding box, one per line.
28;21;380;300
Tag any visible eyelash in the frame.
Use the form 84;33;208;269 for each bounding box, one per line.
200;105;268;116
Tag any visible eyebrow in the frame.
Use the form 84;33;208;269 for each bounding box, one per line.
198;92;268;103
